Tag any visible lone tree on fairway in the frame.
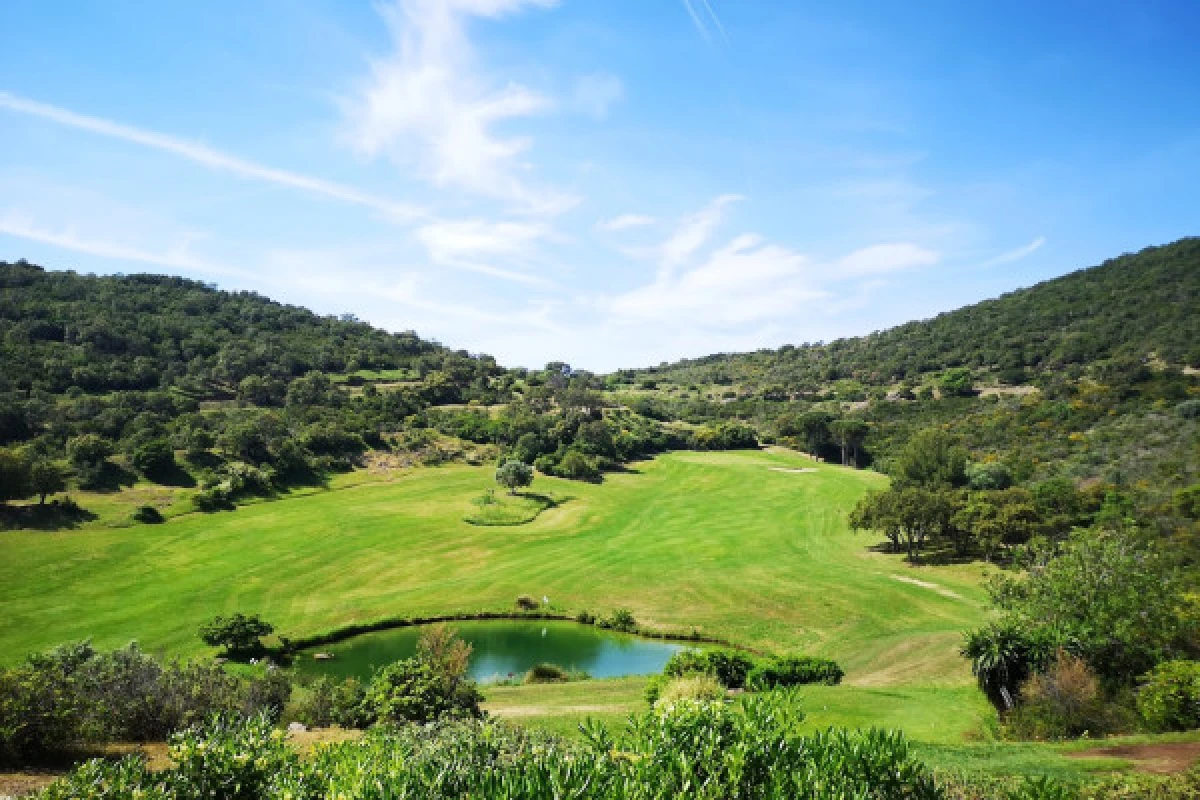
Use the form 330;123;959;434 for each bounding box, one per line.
199;612;274;658
29;460;67;505
495;460;533;495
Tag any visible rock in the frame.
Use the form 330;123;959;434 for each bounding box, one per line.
313;652;335;661
288;722;307;734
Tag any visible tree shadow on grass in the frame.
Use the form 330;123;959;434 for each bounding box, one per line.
144;462;197;488
516;492;575;509
0;500;99;531
80;461;138;492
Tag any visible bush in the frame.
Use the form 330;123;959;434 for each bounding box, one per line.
295;676;368;729
653;674;724;709
132;505;164;524
1008;650;1113;739
575;609;596;625
704;649;756;689
556;449;602;482
646;649;759;703
600;608;636;632
524;663;569;684
1137;660;1200;732
747;656;844;690
40;692;944;799
1;642;295;766
361;626;482;726
362;659;482;725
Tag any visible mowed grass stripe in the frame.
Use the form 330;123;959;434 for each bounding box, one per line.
0;450;987;690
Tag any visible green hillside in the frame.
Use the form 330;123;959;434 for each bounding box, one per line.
629;237;1200;388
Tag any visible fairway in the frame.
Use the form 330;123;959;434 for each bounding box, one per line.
0;449;989;708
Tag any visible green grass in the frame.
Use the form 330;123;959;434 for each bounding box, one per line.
0;449;994;737
463;491;559;526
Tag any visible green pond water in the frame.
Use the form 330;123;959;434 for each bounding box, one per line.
296;620;688;683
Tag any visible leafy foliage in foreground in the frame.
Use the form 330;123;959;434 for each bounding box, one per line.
41;693;945;799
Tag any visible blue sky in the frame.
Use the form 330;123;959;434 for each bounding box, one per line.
1;1;1197;371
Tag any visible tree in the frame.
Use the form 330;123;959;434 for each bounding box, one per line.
495;460;533;495
66;434;113;488
0;448;33;503
28;460;67;505
131;438;176;479
199;613;274;658
829;418;868;467
938;367;975;397
849;486;953;562
891;429;968;489
988;532;1194;686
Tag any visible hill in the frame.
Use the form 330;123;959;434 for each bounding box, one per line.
629;238;1200;389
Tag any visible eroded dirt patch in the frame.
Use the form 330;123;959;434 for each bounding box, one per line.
1068;742;1200;774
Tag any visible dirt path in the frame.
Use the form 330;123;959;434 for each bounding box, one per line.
1068;742;1200;774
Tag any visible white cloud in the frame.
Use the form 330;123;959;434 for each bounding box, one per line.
342;0;573;214
0;91;424;222
571;73;624;119
659;193;741;276
597;213;656;231
612;233;826;326
836;242;940;276
0;212;247;278
975;236;1045;269
415;218;550;285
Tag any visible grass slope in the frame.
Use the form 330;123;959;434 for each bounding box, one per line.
0;449;990;725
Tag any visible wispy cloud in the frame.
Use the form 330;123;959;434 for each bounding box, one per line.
341;0;574;215
0;212;247;278
597;213;655;232
0;91;425;222
975;236;1046;269
837;242;940;276
415;218;551;285
681;0;728;44
658;194;741;278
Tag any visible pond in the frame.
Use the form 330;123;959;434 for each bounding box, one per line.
295;620;689;683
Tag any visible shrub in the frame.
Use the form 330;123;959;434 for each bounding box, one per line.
1008;650;1112;739
295;676;368;729
599;608;636;632
42;691;944;798
962;620;1059;709
704;649;756;689
362;659;482;725
1;642;294;766
515;594;539;611
747;656;844;690
361;626;482;726
1137;660;1200;732
653;673;724;709
132;505;164;524
524;663;569;684
575;609;596;625
556;449;602;482
165;714;296;800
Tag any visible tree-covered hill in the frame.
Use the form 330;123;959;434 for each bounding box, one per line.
630;238;1200;389
0;260;498;399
